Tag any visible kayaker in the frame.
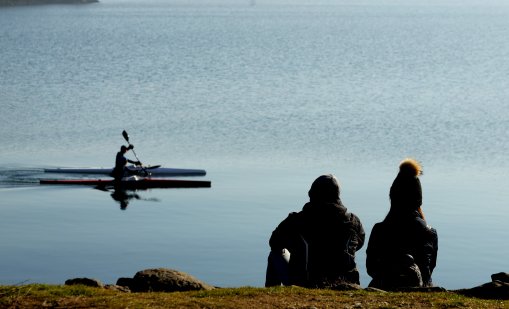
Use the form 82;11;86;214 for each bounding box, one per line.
111;145;142;181
366;158;438;290
265;174;365;288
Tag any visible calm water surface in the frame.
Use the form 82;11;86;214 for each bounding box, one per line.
0;0;508;289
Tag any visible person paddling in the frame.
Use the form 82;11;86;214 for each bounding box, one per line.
111;144;142;181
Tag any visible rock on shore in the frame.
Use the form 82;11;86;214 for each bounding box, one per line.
120;268;215;292
456;272;509;300
66;268;215;293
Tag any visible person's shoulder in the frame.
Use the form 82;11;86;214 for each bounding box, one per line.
281;210;303;224
344;210;363;225
370;221;386;233
425;223;438;237
411;217;438;237
273;210;304;232
339;210;364;236
287;211;300;218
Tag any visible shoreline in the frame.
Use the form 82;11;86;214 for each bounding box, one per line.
1;268;508;308
3;268;508;300
1;285;508;308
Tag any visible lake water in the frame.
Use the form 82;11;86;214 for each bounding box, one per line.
1;0;508;289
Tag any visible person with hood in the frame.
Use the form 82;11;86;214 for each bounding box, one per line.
265;174;365;288
366;158;438;290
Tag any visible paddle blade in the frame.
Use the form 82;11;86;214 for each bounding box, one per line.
122;130;130;142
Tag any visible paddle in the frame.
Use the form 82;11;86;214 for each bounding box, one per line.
122;130;149;176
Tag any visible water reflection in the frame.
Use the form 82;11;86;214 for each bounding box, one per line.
94;186;160;210
0;167;209;211
110;189;141;210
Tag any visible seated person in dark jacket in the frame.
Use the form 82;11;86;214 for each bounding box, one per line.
265;174;365;288
366;159;438;290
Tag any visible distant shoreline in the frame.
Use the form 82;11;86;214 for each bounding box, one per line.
0;0;98;6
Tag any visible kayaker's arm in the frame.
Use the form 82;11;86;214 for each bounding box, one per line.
126;144;142;165
127;159;142;166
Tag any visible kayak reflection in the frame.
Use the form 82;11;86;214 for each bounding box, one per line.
110;189;144;210
41;176;211;210
94;186;160;210
41;176;211;189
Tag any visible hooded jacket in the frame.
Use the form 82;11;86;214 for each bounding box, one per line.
269;175;365;286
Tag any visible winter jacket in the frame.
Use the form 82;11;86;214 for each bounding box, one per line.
269;201;365;286
366;211;438;289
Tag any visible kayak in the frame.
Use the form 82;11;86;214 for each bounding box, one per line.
44;165;206;177
40;177;211;189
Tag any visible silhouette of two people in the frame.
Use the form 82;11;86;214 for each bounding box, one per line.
265;159;438;289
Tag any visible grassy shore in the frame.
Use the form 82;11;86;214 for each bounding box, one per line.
0;285;507;308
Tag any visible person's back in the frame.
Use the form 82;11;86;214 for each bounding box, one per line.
266;174;365;288
295;202;363;286
367;215;437;289
366;159;438;290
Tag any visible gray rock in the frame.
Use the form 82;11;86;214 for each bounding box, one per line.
130;268;214;292
328;282;362;291
116;277;135;288
65;277;104;288
104;284;131;292
492;272;509;284
394;286;447;292
456;281;509;300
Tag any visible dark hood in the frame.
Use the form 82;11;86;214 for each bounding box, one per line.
308;174;341;204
